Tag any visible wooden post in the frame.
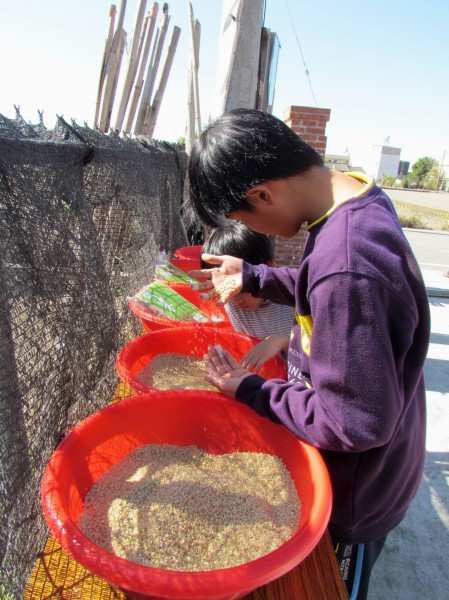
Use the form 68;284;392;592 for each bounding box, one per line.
147;25;181;138
99;0;128;132
124;3;159;134
94;4;117;128
114;0;148;132
134;3;170;135
108;28;127;130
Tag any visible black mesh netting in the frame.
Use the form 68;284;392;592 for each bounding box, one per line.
0;111;190;596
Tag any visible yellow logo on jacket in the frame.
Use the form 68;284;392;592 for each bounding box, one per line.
295;313;313;356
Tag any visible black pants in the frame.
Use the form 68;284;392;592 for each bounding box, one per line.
333;535;387;600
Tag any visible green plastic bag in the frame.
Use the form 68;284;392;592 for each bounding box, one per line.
154;261;197;284
134;281;209;322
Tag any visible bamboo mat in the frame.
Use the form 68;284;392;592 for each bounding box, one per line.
24;535;127;600
25;531;347;600
26;381;348;600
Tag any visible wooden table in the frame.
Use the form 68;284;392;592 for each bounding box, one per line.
26;383;348;600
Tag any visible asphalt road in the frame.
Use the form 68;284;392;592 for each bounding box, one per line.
404;229;449;273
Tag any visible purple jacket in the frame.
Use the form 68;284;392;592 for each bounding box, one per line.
236;180;430;544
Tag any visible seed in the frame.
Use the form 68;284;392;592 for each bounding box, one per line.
137;353;216;391
216;277;238;303
78;444;301;571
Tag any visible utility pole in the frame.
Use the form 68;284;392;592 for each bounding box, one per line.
435;150;446;191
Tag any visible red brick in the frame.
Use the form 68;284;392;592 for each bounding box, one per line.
297;106;331;118
303;126;327;135
283;106;302;120
283;106;330;161
300;134;319;142
297;119;319;127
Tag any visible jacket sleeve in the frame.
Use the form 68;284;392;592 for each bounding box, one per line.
242;261;298;305
236;273;418;452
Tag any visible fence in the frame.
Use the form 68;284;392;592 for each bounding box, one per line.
0;112;188;596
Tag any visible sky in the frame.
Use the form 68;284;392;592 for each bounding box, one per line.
1;0;449;172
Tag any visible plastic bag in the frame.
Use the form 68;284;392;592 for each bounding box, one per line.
132;281;210;323
153;252;198;285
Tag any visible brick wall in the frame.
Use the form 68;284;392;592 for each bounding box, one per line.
283;105;331;157
274;105;331;267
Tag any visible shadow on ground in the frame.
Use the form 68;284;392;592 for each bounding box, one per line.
369;299;449;599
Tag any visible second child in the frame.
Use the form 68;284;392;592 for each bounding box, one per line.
200;222;294;372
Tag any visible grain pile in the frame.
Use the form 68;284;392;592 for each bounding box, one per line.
189;270;240;304
137;353;216;391
78;444;301;571
216;276;239;304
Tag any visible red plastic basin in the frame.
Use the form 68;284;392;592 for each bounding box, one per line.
41;390;332;600
116;325;287;394
129;284;231;332
170;257;201;273
174;245;202;261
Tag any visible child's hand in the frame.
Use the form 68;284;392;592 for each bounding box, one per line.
188;254;243;304
241;334;289;373
203;345;252;397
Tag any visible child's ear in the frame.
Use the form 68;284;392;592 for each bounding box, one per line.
267;260;276;267
246;183;275;207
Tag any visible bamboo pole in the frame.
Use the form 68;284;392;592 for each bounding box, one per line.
133;27;159;134
114;0;148;132
187;2;201;138
125;2;159;134
107;28;127;130
185;17;200;155
94;4;116;128
147;25;181;138
134;2;170;135
99;0;127;132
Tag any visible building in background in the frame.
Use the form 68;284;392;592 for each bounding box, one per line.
324;153;351;172
397;160;410;181
324;153;365;174
369;144;402;181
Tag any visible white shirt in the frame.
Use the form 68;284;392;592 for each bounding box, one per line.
225;300;294;339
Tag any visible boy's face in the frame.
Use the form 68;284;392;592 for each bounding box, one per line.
227;208;299;238
227;179;305;238
227;209;273;236
230;292;264;311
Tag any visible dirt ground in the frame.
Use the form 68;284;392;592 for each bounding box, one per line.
382;188;449;231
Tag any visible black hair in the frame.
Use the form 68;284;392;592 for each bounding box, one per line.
201;222;274;268
188;108;324;227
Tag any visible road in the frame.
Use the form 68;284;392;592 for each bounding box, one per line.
403;228;449;297
404;229;449;273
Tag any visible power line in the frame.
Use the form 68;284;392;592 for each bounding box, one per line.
283;0;318;107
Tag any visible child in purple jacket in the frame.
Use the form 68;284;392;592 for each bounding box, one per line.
187;109;430;600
